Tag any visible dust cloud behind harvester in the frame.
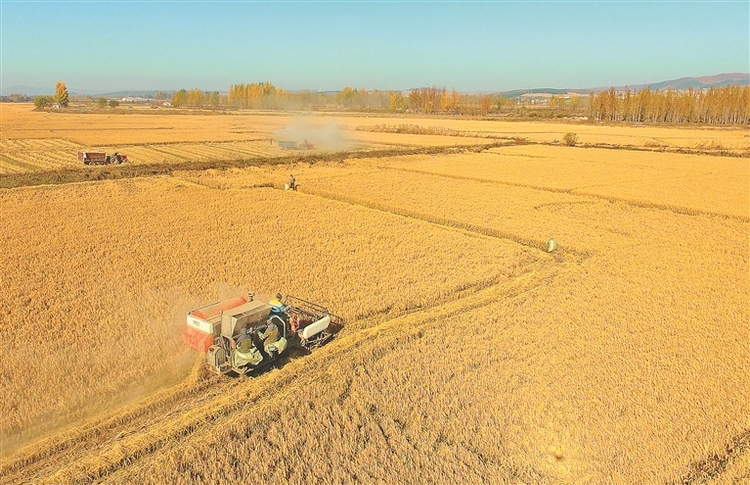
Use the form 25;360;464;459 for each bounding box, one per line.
273;117;354;152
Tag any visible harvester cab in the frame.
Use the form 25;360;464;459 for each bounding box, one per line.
183;292;343;376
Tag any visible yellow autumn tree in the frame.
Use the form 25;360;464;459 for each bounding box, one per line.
55;81;69;107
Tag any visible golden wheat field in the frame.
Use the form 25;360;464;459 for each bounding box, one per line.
0;104;748;484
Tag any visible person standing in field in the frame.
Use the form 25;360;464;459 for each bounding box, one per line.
289;174;296;191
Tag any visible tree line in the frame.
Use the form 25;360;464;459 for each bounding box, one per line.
588;85;749;125
170;83;750;124
169;83;514;115
22;80;748;125
172;89;226;107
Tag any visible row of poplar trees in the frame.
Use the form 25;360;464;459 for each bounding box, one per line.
171;83;498;115
589;86;749;125
172;83;287;109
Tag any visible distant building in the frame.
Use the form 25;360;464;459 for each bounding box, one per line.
122;96;153;103
519;93;552;105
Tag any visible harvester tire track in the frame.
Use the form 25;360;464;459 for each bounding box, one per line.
0;356;216;484
97;268;560;484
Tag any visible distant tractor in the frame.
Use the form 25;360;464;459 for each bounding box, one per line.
183;292;343;376
276;139;314;150
78;151;128;165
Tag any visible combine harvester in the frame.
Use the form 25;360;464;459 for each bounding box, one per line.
275;139;315;150
77;151;128;165
183;293;343;376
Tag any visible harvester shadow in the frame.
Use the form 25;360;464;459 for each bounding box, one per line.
227;346;312;379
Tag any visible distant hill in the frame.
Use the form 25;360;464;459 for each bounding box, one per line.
4;73;748;98
0;86;178;97
94;90;177;98
605;73;749;92
498;73;749;98
2;85;54;96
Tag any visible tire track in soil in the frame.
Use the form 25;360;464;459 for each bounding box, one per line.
298;185;589;263
0;357;221;484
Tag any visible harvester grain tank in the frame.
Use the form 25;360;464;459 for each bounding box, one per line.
183;293;343;375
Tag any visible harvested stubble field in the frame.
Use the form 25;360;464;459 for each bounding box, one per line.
0;107;748;484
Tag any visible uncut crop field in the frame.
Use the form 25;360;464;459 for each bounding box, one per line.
363;145;750;218
152;147;748;483
1;109;748;484
1;104;290;144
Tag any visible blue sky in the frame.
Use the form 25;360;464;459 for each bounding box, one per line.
2;1;748;93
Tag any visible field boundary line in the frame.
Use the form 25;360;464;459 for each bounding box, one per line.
122;137;268;148
354;124;749;158
569;189;750;222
